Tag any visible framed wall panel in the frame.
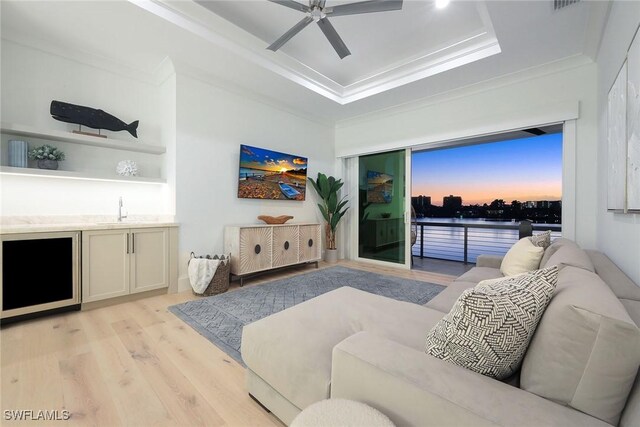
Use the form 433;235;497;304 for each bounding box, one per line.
608;61;627;211
628;33;640;211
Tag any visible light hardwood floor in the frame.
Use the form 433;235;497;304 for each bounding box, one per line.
1;261;453;426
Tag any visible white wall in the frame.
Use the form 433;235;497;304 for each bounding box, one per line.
596;2;640;285
0;40;172;217
0;39;335;291
175;73;335;289
335;58;599;250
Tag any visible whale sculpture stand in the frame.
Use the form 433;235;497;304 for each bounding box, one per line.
72;125;107;138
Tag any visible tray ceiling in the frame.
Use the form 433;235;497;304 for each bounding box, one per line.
197;1;498;86
168;0;501;103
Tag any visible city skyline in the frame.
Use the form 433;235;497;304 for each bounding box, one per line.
412;133;563;206
412;194;560;208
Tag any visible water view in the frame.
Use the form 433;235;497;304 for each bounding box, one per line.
412;133;563;263
412;218;562;263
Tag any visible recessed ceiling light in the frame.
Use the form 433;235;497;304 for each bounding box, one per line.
435;0;450;9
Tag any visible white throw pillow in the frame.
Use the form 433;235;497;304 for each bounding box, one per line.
500;238;544;276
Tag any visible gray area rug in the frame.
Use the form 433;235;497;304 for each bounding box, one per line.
169;266;444;365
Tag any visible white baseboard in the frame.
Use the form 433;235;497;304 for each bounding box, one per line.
178;276;191;292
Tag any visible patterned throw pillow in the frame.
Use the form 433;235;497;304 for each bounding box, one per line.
425;266;559;380
529;230;551;249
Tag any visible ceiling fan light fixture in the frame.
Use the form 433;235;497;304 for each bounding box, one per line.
435;0;450;9
310;7;326;22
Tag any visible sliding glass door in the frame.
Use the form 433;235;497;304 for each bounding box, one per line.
357;150;408;265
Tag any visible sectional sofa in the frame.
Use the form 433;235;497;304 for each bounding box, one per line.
241;238;640;426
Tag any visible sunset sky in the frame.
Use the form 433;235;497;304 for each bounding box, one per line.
412;133;562;206
240;145;307;172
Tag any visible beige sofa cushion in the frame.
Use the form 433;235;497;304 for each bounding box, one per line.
622;299;640;327
587;250;640;301
426;266;558;380
500;238;544;276
454;267;503;284
521;267;639;425
424;281;476;313
622;376;640;427
241;287;445;410
332;332;610;427
539;237;577;268
567;308;640;425
542;243;595;272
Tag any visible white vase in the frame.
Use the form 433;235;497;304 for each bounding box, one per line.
325;248;338;264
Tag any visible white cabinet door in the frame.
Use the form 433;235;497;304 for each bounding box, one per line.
130;228;169;294
82;230;130;303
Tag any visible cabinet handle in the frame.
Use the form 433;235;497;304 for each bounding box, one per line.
126;233;130;254
132;233;135;254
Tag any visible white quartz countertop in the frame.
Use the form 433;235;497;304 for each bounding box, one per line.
0;217;178;235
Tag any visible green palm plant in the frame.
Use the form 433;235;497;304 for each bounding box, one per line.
308;173;349;250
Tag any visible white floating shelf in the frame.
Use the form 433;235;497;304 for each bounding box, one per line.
1;122;165;155
0;166;166;184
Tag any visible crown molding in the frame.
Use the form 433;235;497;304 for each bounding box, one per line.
336;54;594;128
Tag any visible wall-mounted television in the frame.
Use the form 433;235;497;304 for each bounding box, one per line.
367;170;393;204
238;144;308;201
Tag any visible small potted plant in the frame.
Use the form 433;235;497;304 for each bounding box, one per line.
28;144;65;170
308;173;349;263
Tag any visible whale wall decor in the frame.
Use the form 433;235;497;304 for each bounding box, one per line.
50;100;139;138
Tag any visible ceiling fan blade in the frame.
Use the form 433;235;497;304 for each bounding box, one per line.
267;0;310;13
267;16;314;51
317;18;351;59
524;128;546;136
327;0;403;17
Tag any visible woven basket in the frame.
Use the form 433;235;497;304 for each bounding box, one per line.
191;256;231;297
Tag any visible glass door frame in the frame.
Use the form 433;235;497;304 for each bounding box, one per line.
350;149;412;270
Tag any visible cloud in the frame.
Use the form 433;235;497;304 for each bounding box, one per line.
293;158;306;165
241;146;255;156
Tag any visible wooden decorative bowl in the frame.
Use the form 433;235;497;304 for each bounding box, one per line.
258;215;294;225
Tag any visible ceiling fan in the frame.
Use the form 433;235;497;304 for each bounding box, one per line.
266;0;404;59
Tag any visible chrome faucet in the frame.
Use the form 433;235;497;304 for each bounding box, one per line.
118;196;127;222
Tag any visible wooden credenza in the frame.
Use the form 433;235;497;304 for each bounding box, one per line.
224;223;322;285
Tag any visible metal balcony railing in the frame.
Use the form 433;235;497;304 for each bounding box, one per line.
412;221;562;264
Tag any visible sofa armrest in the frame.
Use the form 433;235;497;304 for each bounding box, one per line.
331;332;609;427
476;254;504;269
